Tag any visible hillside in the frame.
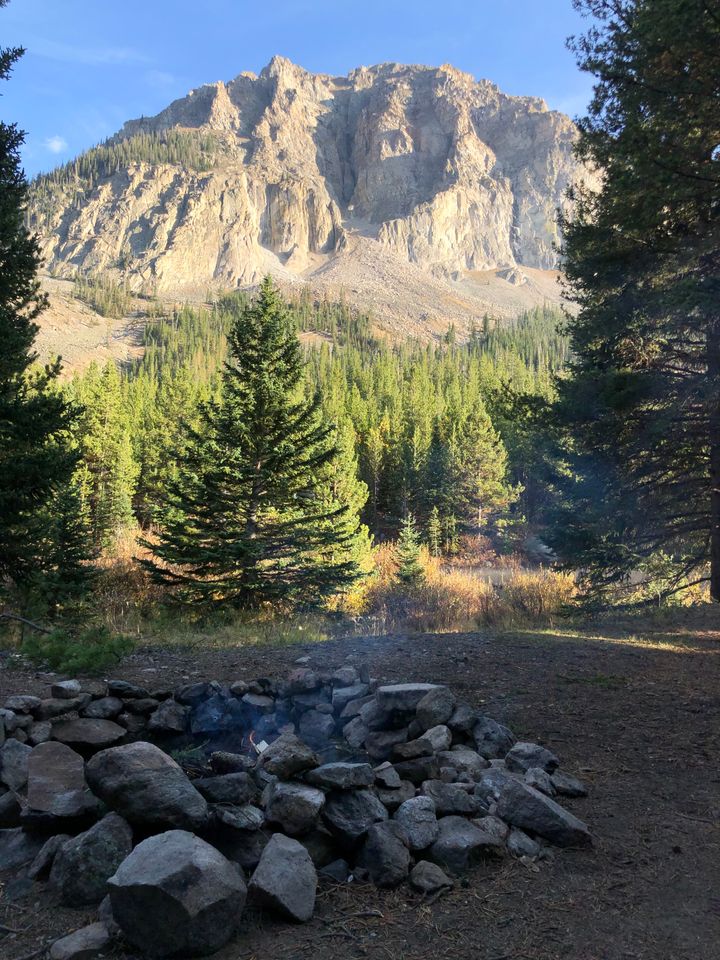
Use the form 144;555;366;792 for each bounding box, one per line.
29;57;589;340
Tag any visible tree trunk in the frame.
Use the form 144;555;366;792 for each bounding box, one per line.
708;321;720;601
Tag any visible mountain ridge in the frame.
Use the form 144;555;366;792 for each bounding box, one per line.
29;57;590;335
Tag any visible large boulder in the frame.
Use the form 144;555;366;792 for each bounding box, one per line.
85;742;208;831
248;833;317;922
264;781;325;835
358;821;411;887
495;779;592;847
394;796;439;851
108;830;246;957
50;813;133;905
25;741;100;824
322;789;388;844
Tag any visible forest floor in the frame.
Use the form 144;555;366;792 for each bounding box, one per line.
1;610;719;960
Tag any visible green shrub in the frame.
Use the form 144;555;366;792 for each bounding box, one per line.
21;625;135;675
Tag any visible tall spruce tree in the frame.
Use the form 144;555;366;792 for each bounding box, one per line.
145;278;366;608
0;19;79;597
552;0;720;599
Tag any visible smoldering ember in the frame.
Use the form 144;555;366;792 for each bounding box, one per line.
0;662;591;958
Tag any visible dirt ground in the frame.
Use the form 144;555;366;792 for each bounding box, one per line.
1;614;719;960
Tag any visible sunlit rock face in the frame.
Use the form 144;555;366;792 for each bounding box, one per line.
29;58;590;297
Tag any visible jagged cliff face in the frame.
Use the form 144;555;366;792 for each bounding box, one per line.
30;58;586;323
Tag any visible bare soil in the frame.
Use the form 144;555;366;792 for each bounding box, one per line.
1;615;719;960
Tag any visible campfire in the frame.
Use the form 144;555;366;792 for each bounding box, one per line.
0;663;592;958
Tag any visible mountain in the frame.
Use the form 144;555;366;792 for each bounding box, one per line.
29;58;590;337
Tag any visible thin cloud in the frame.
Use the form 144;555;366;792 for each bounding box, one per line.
145;69;177;89
27;37;150;67
44;135;68;154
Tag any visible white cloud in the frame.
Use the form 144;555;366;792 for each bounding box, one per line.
145;69;177;89
44;135;68;154
28;37;150;67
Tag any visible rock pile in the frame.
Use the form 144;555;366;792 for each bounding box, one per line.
0;665;591;958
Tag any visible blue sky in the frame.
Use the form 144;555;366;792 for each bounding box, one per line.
0;0;596;178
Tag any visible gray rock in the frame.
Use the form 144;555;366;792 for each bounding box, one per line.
80;680;108;699
495;779;592;847
306;762;374;790
298;709;336;745
422;724;452;752
213;803;265;831
374;762;401;789
35;695;91;720
241;692;275;713
117;711;146;735
51;680;82;699
147;699;189;734
296;828;337;868
416;686;456;730
551;770;588;798
4;695;41;714
319;858;350;882
210;751;255;775
393;755;441;785
175;681;216;706
524;766;556;796
109;830;246;957
376;684;441;713
194;773;258;806
249;833;317;922
28;721;52;745
258;732;319;779
86;741;209;830
342;715;370;749
331;665;360;687
98;894;120;938
421;780;481;816
393;736;434;760
473;716;516;759
190;693;244;735
428;816;496;873
364;727;409;761
292;690;330;711
50;813;133;905
470;815;509;854
264;781;325;835
322;789;388;844
394;795;439;850
81;697;124;720
331;683;369;712
213;828;269;872
27;833;70;881
0;827;44;870
447;703;479;734
26;741;100;822
437;747;488;780
375;780;416;811
507;827;541;859
0;739;32;791
474;767;517;804
285;668;322;694
49;922;110;960
51;718;126;751
358;821;411;887
339;694;375;720
409;860;454;893
506;741;559;774
107;680;149;699
124;697;159;716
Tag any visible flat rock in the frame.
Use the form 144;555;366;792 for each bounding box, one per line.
331;683;369;712
49;922;110;960
376;684;440;713
249;833;317;922
0;739;32;791
322;789;388;844
35;695;91;720
394;795;439;850
259;732;319;779
26;741;100;821
194;773;258;806
506;741;559;774
50;813;133;905
265;781;325;835
109;830;246;957
51;718;125;751
410;860;454;893
358;821;411;887
86;741;208;831
107;680;149;699
306;762;374;790
495;779;592;847
213;803;265;831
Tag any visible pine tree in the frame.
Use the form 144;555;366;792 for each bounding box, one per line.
427;506;442;557
145;278;366;608
396;514;425;586
553;0;720;599
0;25;79;597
